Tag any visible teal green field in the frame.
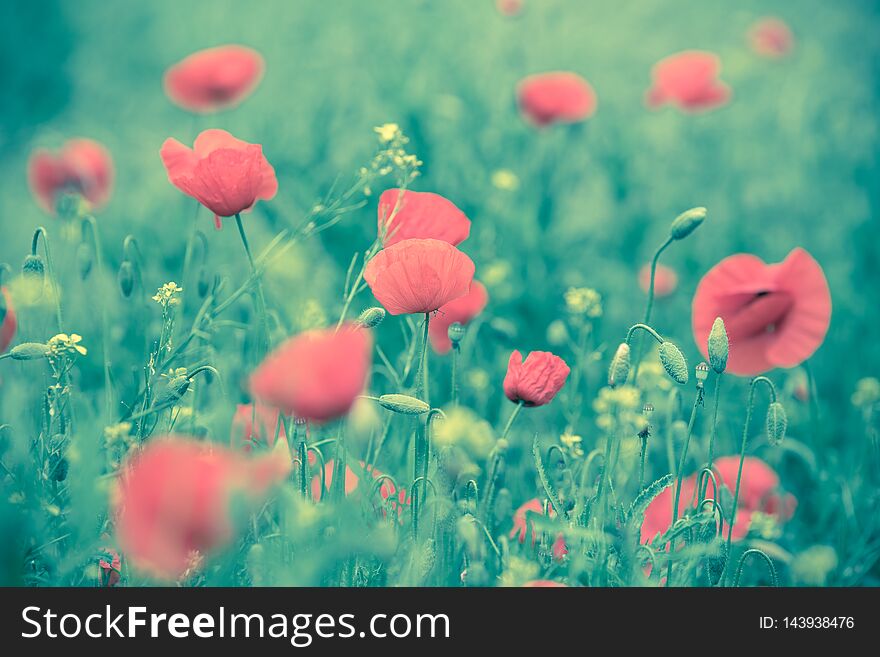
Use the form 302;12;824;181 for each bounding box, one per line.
0;0;878;587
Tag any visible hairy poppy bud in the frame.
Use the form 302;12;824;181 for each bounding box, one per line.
357;306;385;328
10;342;49;360
22;254;46;290
707;317;728;374
377;393;430;415
766;401;787;446
608;342;631;388
659;341;689;384
448;322;466;347
117;261;135;298
76;243;93;281
669;207;706;241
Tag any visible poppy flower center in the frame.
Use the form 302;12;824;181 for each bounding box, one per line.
725;290;795;341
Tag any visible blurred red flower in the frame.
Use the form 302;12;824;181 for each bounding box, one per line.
310;459;409;513
645;51;730;112
27;138;114;214
496;0;524;17
114;437;290;580
521;580;567;587
429;281;489;354
250;324;372;423
517;72;597;126
509;498;568;560
749;18;794;58
364;238;475;315
692;247;831;376
378;189;471;248
160;129;277;229
164;45;264;113
639;263;678;298
640;456;796;544
503;350;570;406
231;402;286;452
1;287;17;354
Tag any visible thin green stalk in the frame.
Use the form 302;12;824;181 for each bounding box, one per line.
234;213;271;355
632;237;673;383
500;400;525;442
414;312;431;405
336;240;380;330
720;376;776;586
451;344;460;406
699;374;723;502
31;227;64;333
82;217;113;421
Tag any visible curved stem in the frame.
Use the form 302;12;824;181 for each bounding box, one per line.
631;237;673;384
721;376;776;585
234;214;270;356
31;227;64;333
733;548;779;587
625;323;664;347
499;400;524;442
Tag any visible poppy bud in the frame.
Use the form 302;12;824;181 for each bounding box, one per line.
357;307;385;328
118;261;134;298
76;242;94;280
695;361;710;384
22;254;45;281
448;322;465;347
658;341;689;384
707;317;728;374
10;342;49;360
608;342;631;388
197;268;210;299
766;401;787;446
377;393;430;415
669;207;706;241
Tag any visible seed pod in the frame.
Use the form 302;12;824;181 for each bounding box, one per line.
766;401;787;446
76;242;94;280
695;361;710;384
707;317;728;374
197;268;210;299
117;261;134;298
608;342;631;388
357;307;386;328
10;342;50;360
448;322;466;347
377;393;430;415
669;207;707;240
658;341;689;384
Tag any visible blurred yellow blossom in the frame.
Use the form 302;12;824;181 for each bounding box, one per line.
152;282;183;307
852;377;880;407
564;287;602;318
48;333;87;357
374;123;401;143
491;168;520;191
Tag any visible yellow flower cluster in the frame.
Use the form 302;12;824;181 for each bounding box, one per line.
593;385;647;433
564;287;602;318
47;333;87;357
152;281;183;307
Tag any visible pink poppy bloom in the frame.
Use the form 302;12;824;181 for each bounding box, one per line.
27;138;114;214
522;580;567;587
692;247;831;376
160;129;277;229
429;281;489;354
640;456;796;544
1;287;16;354
310;459;409;513
99;547;121;587
645;51;731;112
517;72;597;126
231;403;286;452
378;189;471;248
364;238;475;316
496;0;524;17
114;437;290;580
749;18;794;58
509;498;567;560
503;350;570;407
250;324;372;423
639;263;678;298
163;45;264;113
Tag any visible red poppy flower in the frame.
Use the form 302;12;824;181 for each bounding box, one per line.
645;51;730;112
163;45;264;113
692;248;831;376
114;437;290;580
27;138;114;214
98;547;121;587
640;456;796;544
378;189;471;248
250;324;372;423
0;287;16;354
503;350;570;407
364;238;475;316
231;403;287;452
521;580;567;587
749;18;794;58
160;129;277;229
496;0;524;17
429;281;489;354
517;72;597;126
639;263;678;298
509;498;567;560
310;459;408;513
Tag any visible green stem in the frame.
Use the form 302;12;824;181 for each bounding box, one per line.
31;227;64;333
451;344;460;406
82;217;113;421
632;237;673;384
414;313;431;406
721;376;776;586
234;214;270;355
336;241;380;330
500;400;524;442
638;435;648;492
699;374;723;502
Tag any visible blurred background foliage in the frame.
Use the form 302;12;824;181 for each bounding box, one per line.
0;0;878;585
